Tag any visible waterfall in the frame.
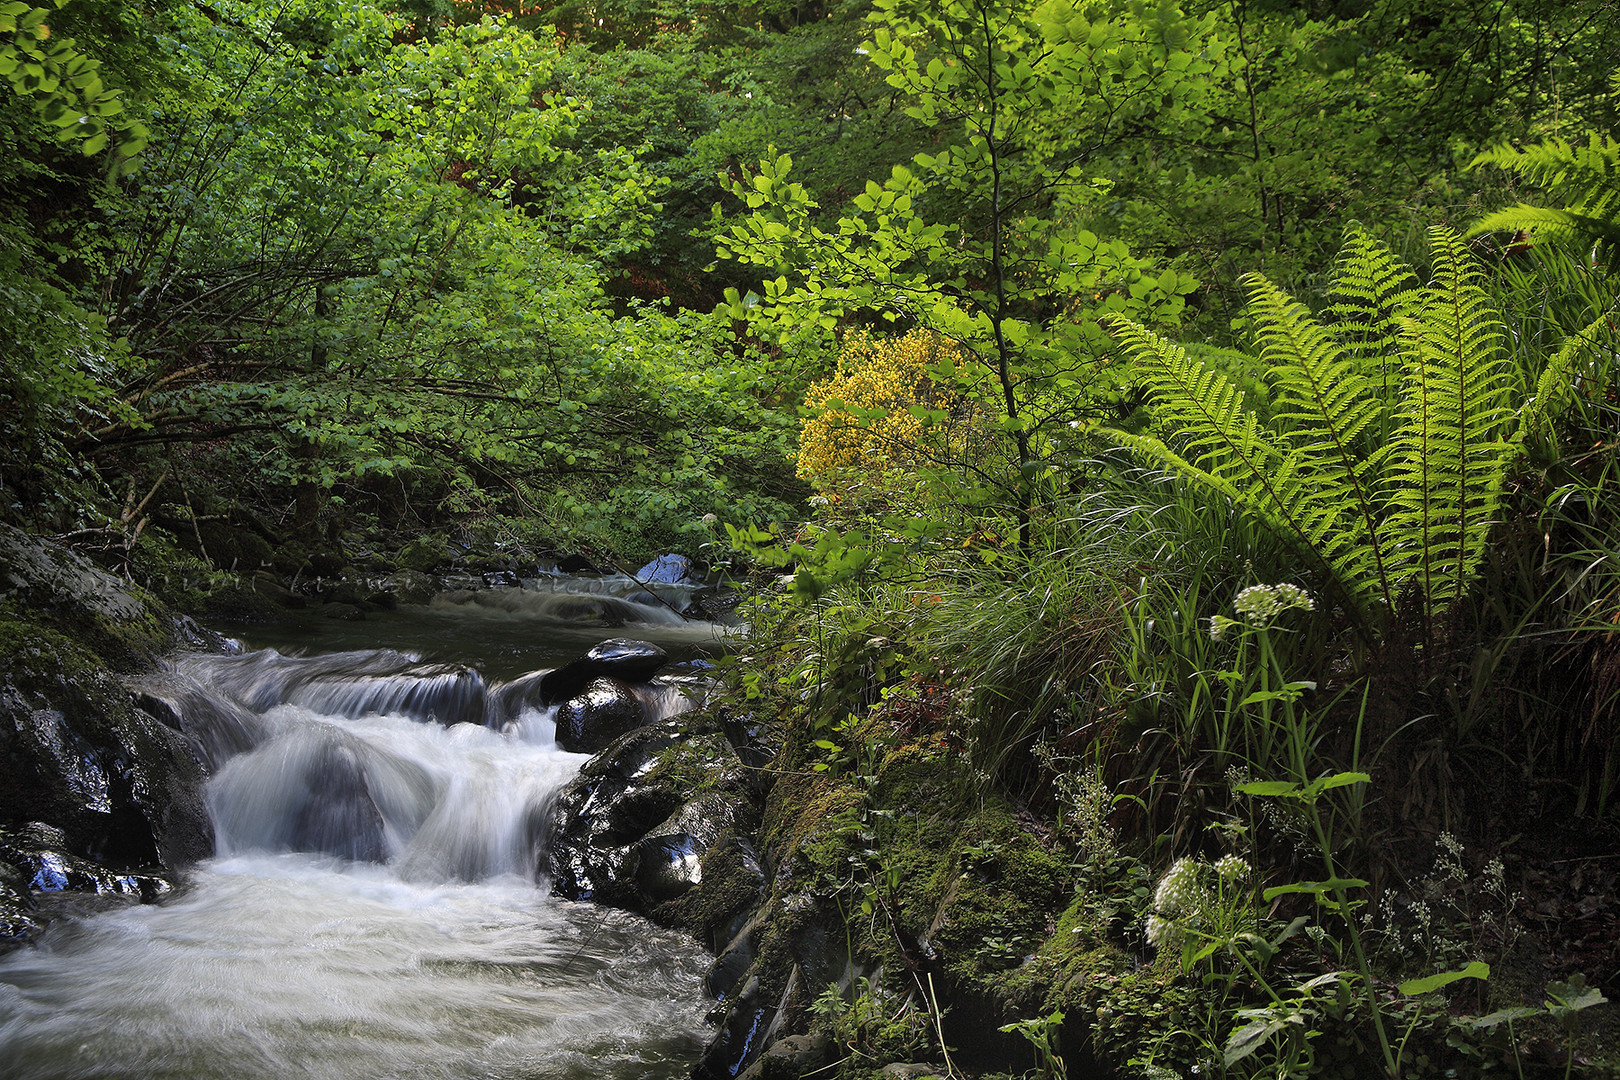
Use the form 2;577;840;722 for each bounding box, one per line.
0;642;713;1080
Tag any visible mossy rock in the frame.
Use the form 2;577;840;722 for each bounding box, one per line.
0;525;173;668
397;536;450;573
194;519;276;575
0;616;211;871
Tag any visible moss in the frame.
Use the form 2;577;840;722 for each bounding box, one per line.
397;536;448;573
761;771;865;868
659;839;765;948
0;609;116;698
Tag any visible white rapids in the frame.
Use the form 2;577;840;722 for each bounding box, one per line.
0;653;713;1080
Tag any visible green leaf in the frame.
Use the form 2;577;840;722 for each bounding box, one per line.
1470;1006;1541;1030
1236;780;1300;797
1399;962;1490;996
1263;877;1370;901
1225;1015;1289;1067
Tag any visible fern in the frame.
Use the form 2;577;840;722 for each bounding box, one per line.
1101;227;1531;643
1328;225;1419;406
1470;131;1620;271
1381;229;1515;637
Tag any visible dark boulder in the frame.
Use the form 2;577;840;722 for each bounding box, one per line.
557;554;598;574
539;638;668;704
0;525;172;668
306;551;347;579
396;537;449;573
134;677;266;773
207;729;432;864
547;596;625;625
552;677;652;754
0;627;212;871
546;718;758;916
291;739;388;862
380;569;439;605
0;822;174;902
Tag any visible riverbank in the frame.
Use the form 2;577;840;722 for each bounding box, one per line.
4;518;1620;1079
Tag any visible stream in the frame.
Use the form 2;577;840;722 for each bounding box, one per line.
0;571;736;1080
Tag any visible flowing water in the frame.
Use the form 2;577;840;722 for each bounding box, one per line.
0;574;735;1080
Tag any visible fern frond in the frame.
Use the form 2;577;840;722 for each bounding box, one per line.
1245;273;1394;612
1101;316;1384;623
1328;225;1419;402
1471;134;1620;270
1516;308;1620;444
1384;228;1515;628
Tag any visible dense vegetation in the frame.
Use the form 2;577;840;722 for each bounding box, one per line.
5;0;1620;1075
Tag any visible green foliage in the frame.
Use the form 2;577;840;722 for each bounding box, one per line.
811;977;932;1074
999;1010;1067;1080
0;0;146;170
0;0;806;559
1101;226;1553;644
716;0;1209;547
1471;120;1620;271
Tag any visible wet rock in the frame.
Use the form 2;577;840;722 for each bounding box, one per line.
546;719;754;909
306;551;347;579
134;678;266;773
0;857;40;946
381;569;439;605
319;602;366;620
635;554;698;586
209;730;432;864
0;823;174;904
171;614;239;654
696;968;808;1080
0;524;172;666
485;670;548;727
397;537;449;573
553;677;652;753
292;740;388;862
540;638;669;704
548;597;624;625
689;586;741;620
0;629;212;871
734;1032;834;1080
557;554;598;574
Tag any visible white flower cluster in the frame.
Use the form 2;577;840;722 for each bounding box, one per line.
1232;583;1315;625
1214;855;1249;883
1145;857;1204;951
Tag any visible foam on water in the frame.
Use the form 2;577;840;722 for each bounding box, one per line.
0;649;713;1080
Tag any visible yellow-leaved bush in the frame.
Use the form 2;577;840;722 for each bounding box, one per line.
797;330;961;494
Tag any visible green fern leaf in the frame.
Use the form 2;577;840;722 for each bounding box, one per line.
1383;228;1514;629
1328;225;1419;405
1106;226;1537;644
1099;317;1384;625
1245;273;1394;613
1471;133;1620;271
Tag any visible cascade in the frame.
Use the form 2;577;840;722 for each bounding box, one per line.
0;576;730;1080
